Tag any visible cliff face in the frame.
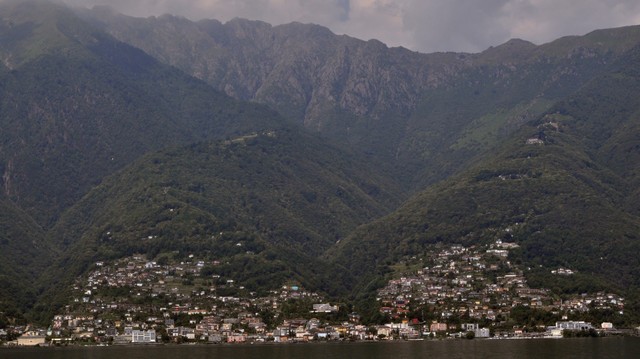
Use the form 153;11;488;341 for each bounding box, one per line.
82;11;432;116
81;9;640;187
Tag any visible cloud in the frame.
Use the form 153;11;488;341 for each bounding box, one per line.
397;0;640;52
400;0;512;52
62;0;640;53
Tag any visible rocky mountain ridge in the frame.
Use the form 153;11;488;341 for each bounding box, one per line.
80;7;640;187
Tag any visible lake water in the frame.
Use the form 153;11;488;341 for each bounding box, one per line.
2;338;640;359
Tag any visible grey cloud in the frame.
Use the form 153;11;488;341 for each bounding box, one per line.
401;0;640;52
62;0;640;53
401;0;512;52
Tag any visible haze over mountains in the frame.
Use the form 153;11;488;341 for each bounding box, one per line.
1;0;640;322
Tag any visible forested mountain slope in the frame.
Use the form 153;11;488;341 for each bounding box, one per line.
0;0;284;227
36;128;401;319
329;44;640;299
1;0;640;324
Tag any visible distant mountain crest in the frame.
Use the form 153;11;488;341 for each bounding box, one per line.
79;8;640;189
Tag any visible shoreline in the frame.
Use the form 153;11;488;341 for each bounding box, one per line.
3;334;636;349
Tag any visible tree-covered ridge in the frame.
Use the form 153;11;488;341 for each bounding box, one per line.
53;128;400;254
0;0;287;227
34;128;402;320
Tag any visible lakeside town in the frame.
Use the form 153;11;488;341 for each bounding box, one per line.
1;240;638;346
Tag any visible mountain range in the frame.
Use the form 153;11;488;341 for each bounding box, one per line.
1;0;640;323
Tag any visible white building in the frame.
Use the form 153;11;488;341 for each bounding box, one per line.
462;323;490;338
132;329;156;343
17;333;46;346
312;303;338;313
555;321;594;331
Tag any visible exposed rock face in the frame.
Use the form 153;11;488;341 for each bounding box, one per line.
82;9;640;186
84;12;435;126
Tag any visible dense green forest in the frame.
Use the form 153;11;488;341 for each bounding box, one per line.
36;128;401;320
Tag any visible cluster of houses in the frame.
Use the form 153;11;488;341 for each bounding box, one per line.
3;317;624;346
377;241;625;329
0;242;632;346
5;255;373;345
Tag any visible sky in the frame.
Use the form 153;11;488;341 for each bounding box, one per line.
62;0;640;53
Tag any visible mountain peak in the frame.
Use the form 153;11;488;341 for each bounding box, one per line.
0;0;98;67
478;38;537;62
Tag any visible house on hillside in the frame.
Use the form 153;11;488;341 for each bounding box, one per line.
312;303;338;313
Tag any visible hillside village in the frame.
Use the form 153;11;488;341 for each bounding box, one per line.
377;241;626;338
1;239;634;346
